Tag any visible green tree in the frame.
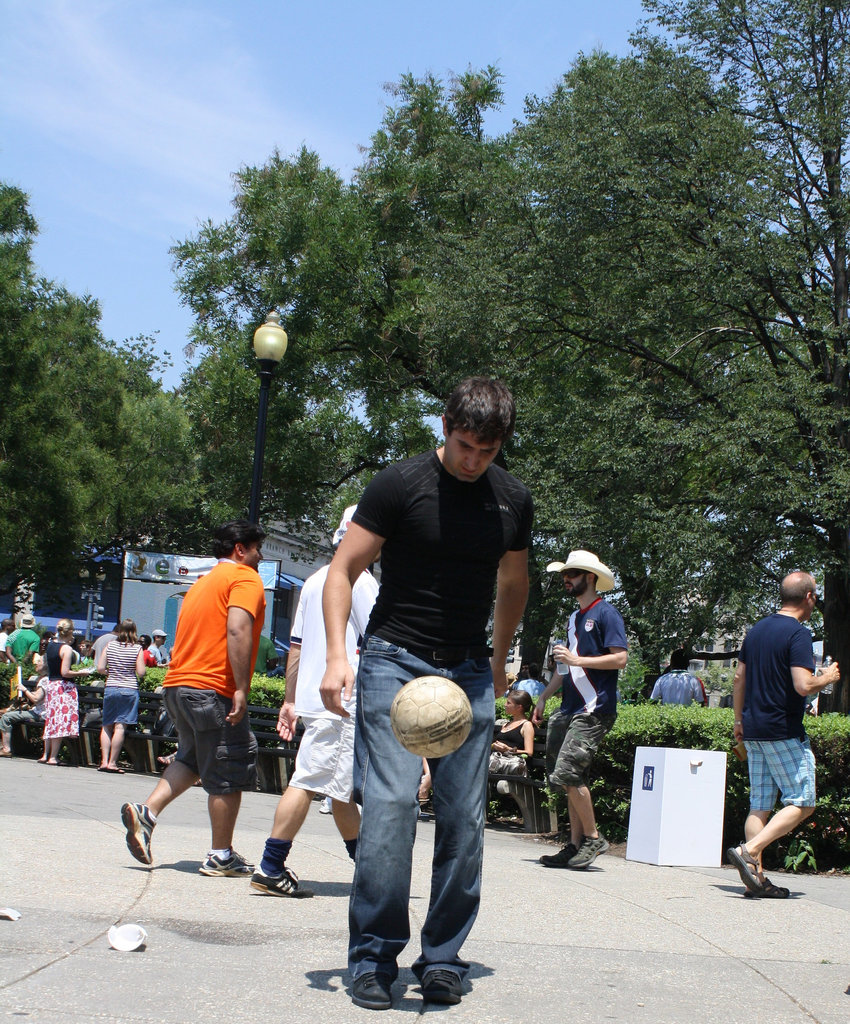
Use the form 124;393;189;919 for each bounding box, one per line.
0;184;200;604
172;69;511;534
639;0;850;705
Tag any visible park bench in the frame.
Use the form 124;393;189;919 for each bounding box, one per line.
11;685;299;790
77;684;175;772
249;703;302;793
488;723;557;834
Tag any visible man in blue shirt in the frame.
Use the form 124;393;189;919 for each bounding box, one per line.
533;550;628;870
651;649;707;705
727;571;839;898
512;662;546;700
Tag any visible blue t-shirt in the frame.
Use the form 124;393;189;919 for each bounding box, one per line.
740;613;814;740
514;677;546;699
559;598;628;718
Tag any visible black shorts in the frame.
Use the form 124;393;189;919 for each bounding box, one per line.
163;686;258;795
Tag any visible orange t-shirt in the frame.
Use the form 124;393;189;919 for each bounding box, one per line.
164;560;266;697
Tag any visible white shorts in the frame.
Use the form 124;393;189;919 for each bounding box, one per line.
288;714;355;802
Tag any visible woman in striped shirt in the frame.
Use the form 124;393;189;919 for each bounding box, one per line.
96;618;146;773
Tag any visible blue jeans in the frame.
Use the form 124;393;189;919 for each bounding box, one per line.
349;636;494;983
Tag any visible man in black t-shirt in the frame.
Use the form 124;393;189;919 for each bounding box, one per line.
321;378;532;1010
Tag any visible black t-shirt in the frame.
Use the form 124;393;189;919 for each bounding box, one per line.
353;450;533;649
45;640;70;679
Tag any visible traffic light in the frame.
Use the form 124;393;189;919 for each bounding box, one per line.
92;605;105;629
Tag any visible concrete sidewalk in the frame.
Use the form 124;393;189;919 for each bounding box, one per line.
1;757;848;1023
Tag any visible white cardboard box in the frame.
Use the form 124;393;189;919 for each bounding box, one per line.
626;746;728;867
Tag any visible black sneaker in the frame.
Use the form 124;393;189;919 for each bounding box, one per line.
199;850;254;876
421;969;463;1005
538;842;578;868
121;802;155;865
351;971;393;1010
250;865;313;898
567;834;609;869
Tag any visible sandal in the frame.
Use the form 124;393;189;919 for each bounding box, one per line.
98;765;125;773
744;877;790;899
727;844;763;894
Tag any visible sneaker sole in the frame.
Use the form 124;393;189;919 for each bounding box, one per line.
351;994;392;1010
121;804;152;865
421;976;463;1005
566;855;598;869
199;865;254;876
249;878;314;898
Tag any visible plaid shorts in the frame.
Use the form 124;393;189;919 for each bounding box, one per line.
745;736;816;810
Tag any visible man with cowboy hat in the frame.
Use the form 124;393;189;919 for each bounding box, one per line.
533;550;628;869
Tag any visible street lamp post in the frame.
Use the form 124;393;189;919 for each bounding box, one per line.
248;311;288;524
79;568;107;640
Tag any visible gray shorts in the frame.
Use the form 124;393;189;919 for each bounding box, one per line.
546;709;615;788
163;686;258;795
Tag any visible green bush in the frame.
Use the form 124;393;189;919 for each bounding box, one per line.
2;661;286;706
0;662;16;697
498;693;849;872
585;705;850;873
137;666;286;707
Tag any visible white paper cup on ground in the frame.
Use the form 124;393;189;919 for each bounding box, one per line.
108;923;147;951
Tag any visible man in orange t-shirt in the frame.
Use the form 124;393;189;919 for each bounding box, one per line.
120;520;267;876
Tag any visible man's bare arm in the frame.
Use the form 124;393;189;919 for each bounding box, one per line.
792;660;840;697
226;606;255;725
320;523;384;716
277;642;301;740
732;661;746;741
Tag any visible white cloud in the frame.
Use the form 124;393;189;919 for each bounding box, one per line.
1;0;356;237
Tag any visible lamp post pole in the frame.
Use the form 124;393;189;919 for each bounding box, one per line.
248;311;288;524
79;568;107;640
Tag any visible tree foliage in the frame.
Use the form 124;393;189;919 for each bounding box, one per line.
170;10;850;695
0;184;200;605
172;69;511;535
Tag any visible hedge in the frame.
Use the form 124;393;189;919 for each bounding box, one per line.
494;696;850;874
0;662;286;708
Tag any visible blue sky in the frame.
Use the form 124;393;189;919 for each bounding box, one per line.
2;0;648;390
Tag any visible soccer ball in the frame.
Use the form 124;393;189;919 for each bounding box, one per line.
390;675;473;758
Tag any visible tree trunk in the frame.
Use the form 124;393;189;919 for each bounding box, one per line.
820;527;850;713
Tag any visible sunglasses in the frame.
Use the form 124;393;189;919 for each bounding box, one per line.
563;569;586;579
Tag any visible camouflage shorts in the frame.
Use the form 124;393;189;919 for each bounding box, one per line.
545;709;615;788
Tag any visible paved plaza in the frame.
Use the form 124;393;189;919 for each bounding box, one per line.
1;757;848;1023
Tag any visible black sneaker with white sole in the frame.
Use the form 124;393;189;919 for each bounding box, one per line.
250;865;313;897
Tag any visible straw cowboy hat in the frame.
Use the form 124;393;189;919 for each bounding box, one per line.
546;550;615;593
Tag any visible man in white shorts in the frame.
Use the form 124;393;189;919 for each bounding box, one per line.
251;506;378;897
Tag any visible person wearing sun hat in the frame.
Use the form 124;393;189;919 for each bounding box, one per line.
6;612;41;667
532;550;628;870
